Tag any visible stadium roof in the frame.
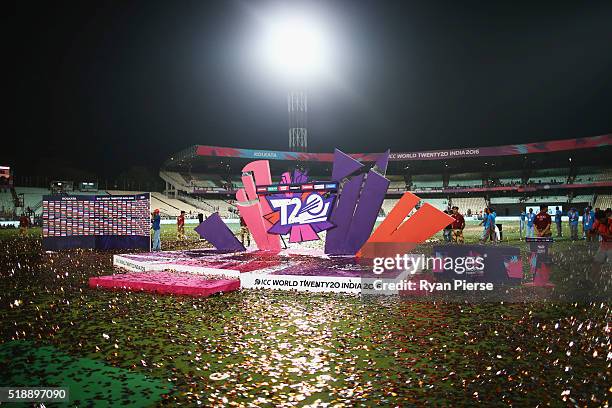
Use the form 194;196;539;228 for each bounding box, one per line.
163;134;610;171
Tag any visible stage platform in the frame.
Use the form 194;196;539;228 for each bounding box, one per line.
89;271;240;297
112;248;417;294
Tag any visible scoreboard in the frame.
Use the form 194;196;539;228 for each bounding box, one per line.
42;194;150;250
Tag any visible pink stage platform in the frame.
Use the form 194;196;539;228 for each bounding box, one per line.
111;248;416;294
89;271;240;297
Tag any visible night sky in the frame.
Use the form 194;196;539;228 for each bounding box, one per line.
10;1;612;178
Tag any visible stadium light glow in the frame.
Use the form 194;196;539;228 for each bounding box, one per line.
257;13;331;82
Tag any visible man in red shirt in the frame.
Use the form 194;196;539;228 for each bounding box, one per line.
592;210;612;262
18;214;29;238
534;205;552;237
588;210;612;281
177;211;186;241
451;206;465;244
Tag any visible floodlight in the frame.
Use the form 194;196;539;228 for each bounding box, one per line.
258;14;330;81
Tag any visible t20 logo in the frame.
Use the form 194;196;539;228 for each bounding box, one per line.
269;193;333;226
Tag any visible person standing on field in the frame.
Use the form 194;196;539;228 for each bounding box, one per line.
519;209;526;239
239;216;250;247
177;210;186;241
18;213;29;237
534;205;552;237
151;209;161;251
451;206;465;243
555;206;563;237
479;208;491;243
526;208;536;238
583;206;595;241
568;207;579;241
488;207;497;242
443;207;453;243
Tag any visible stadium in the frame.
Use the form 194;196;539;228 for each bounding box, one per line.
4;134;610;231
158;134;612;219
3;1;612;406
2;133;611;405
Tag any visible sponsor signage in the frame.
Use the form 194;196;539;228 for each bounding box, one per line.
196;134;611;162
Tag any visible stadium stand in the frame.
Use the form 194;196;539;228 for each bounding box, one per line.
150;193;201;215
2;188;111;220
596;170;612;182
492;170;523;186
174;195;238;218
69;190;108;196
528;169;568;185
106;191;186;218
158;134;611;218
199;198;239;219
570;194;593;205
161;170;236;193
412;175;443;189
497;177;522;185
448;173;482;187
594;194;612;209
522;195;568;204
381;199;400;216
106;190;182;218
1;187;238;221
7;136;608;224
421;198;449;211
160;171;192;191
574;168;612;184
0;189;15;219
388;180;407;191
451;197;487;214
192;178;220;189
175;195;213;214
490;197;522;204
14;187;51;215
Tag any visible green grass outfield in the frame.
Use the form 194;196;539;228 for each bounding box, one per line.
0;221;610;406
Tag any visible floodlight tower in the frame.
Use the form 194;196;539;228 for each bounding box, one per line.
258;12;329;153
288;91;308;152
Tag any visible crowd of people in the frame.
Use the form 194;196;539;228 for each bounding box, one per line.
11;200;608;264
443;206;498;244
519;205;612;242
517;204;612;264
150;209;199;251
150;208;223;251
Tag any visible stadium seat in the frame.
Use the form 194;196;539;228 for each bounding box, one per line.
0;189;15;219
594;194;612;210
570;194;593;205
411;176;443;189
421;198;449;211
522;196;568;204
574;169;612;184
450;197;486;214
490;197;522;204
14;187;53;216
380;199;400;216
448;173;482;187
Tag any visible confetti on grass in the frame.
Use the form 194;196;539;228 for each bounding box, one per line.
0;235;610;406
0;340;172;407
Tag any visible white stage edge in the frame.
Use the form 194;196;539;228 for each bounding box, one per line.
112;250;420;294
